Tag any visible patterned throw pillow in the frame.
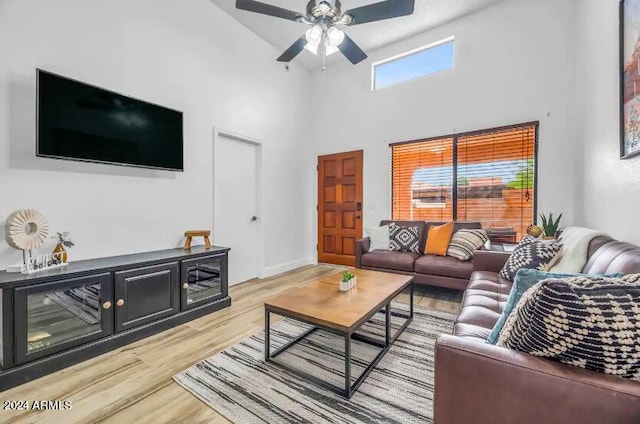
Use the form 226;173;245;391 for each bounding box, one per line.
446;229;488;261
497;274;640;382
388;224;421;254
486;269;623;345
499;237;561;281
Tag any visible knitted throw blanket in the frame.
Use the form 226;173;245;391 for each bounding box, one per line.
549;226;607;273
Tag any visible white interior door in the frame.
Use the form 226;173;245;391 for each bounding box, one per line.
214;133;260;286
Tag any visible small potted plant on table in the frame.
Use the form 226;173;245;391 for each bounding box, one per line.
340;271;356;292
540;212;563;240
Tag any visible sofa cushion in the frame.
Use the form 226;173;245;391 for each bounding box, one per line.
583;240;640;275
452;271;512;339
497;274;640;382
425;222;455;256
381;220;428;254
486;269;624;344
364;224;390;251
447;229;489;261
499;237;562;280
415;254;474;280
389;224;421;253
360;250;419;272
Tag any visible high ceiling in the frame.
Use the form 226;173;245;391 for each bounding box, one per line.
210;0;504;70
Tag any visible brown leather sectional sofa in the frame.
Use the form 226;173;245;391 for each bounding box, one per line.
434;236;640;423
356;220;482;290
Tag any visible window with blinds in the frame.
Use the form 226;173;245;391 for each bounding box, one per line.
391;123;537;241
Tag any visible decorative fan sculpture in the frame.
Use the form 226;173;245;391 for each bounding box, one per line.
5;209;49;251
235;0;416;64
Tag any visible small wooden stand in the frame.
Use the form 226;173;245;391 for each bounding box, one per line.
184;230;212;250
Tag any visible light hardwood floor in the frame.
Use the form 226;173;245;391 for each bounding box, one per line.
0;265;462;424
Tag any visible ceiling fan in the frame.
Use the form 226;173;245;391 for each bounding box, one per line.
235;0;415;65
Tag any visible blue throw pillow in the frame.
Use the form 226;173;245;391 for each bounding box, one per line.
486;269;623;344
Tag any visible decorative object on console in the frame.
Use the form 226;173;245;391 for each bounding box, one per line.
389;223;420;253
446;229;487;261
486;268;623;345
365;225;390;251
23;253;69;274
539;212;562;239
424;222;454;256
340;270;356;291
5;209;49;251
526;224;542;238
52;231;74;263
498;237;562;281
497;274;640;382
184;230;212;250
621;0;640;159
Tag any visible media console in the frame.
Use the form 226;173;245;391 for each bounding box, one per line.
0;245;230;390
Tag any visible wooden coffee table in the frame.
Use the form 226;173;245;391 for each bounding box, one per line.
264;269;414;399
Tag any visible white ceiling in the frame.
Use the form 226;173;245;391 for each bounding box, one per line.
210;0;503;70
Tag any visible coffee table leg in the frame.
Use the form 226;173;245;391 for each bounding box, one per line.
410;282;414;318
385;302;391;346
264;309;270;361
345;333;352;398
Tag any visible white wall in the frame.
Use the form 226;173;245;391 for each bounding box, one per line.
307;0;579;250
575;0;640;245
0;0;314;271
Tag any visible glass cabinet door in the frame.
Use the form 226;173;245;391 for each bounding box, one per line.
14;273;113;364
181;254;228;310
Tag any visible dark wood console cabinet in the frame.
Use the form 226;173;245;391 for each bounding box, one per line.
115;262;180;332
0;246;230;390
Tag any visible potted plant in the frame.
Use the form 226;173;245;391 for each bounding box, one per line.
539;212;562;240
52;231;74;263
340;271;356;292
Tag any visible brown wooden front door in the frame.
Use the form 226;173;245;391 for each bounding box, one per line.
317;150;363;266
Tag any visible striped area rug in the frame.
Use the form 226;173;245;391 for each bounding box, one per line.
174;305;455;423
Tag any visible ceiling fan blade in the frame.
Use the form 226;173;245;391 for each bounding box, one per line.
338;34;368;65
236;0;303;22
277;36;308;62
345;0;415;25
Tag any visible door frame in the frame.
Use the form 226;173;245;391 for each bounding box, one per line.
213;127;264;281
317;149;364;266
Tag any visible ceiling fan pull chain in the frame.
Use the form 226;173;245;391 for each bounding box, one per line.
322;38;327;72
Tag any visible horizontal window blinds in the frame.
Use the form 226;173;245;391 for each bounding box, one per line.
391;137;454;222
391;123;537;242
457;125;536;241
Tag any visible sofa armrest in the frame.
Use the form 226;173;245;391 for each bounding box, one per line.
472;250;511;273
434;334;640;424
356;237;370;268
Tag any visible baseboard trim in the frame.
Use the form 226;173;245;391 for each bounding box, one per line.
261;257;315;278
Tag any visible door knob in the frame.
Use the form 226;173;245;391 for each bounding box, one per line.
102;301;112;310
116;299;125;307
250;216;258;222
183;282;189;289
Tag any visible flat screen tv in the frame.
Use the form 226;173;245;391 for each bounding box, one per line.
37;69;184;171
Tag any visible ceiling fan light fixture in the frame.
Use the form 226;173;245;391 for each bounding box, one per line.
326;26;345;46
324;41;339;56
304;42;319;55
305;25;323;45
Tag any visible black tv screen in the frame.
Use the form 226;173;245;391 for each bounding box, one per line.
37;70;183;171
